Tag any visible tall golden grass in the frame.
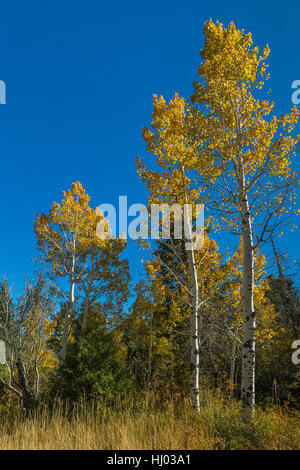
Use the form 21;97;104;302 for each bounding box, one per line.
0;390;299;450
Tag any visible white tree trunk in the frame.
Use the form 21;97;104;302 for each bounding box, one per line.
240;193;255;421
229;341;237;398
147;298;153;387
60;277;75;365
82;282;92;330
185;207;200;413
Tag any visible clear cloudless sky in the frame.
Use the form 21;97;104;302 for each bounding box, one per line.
0;0;299;296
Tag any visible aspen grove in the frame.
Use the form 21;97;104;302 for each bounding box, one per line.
0;21;300;449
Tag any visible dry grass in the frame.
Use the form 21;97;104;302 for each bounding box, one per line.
0;392;299;450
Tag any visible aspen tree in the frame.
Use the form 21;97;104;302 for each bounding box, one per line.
190;21;299;420
34;182;128;363
138;95;226;411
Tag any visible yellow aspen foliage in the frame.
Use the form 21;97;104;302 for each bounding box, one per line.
34;181;129;361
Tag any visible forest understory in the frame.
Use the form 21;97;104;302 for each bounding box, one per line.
0;391;299;450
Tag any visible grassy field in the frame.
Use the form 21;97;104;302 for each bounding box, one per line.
0;392;299;450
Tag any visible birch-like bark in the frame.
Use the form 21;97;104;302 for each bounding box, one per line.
185;206;200;413
233;102;255;421
179;163;201;413
60;279;74;365
147;292;153;387
60;229;78;365
240;188;255;421
82;282;92;330
229;341;237;398
60;247;76;365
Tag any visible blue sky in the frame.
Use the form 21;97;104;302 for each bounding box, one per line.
0;0;299;294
